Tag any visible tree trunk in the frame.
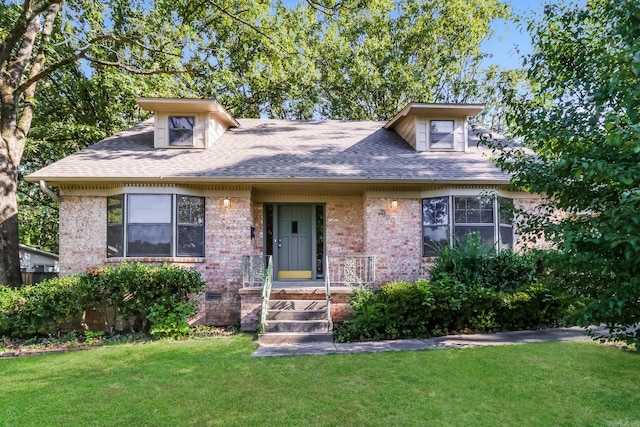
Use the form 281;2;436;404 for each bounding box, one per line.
0;135;22;287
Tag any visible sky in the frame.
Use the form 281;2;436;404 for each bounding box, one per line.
481;0;549;69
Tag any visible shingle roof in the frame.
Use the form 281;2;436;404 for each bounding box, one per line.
26;118;510;184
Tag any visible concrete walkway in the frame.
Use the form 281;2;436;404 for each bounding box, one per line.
252;326;597;357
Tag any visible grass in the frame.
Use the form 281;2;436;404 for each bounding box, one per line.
1;336;639;427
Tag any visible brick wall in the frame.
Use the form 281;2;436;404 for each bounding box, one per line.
326;201;365;254
59;196;107;275
200;196;254;325
514;196;550;251
363;198;423;286
58;192;545;329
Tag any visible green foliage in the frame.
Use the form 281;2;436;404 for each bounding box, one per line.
335;241;572;342
148;303;195;340
0;276;85;337
490;0;640;345
80;263;206;336
0;263;205;339
430;233;537;293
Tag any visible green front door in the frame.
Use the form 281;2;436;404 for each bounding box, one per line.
277;205;313;279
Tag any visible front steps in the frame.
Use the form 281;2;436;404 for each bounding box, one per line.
258;297;333;345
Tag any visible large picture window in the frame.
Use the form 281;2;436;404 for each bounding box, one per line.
422;195;513;257
107;194;205;258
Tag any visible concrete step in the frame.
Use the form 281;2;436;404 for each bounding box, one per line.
268;300;327;311
267;310;327;321
258;332;334;345
264;320;329;333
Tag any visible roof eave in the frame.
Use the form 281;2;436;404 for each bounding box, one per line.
26;176;511;187
136;97;240;128
384;102;485;130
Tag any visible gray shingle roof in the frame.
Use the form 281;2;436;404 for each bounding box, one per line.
26;118;510;184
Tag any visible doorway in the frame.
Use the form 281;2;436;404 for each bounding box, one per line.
265;204;325;280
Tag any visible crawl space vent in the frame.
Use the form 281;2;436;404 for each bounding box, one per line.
205;291;222;302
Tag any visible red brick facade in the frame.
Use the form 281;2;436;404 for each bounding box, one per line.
58;189;541;329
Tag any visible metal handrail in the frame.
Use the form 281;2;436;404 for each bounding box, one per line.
259;255;274;331
325;255;376;288
325;255;332;331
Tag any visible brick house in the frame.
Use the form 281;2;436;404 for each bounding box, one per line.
26;98;537;333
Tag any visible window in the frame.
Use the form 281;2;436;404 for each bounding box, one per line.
429;120;455;149
168;116;195;146
107;194;205;258
422;195;513;256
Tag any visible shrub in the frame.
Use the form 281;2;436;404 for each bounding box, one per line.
376;280;432;339
429;233;537;292
80;262;206;337
334;287;386;342
1;263;206;340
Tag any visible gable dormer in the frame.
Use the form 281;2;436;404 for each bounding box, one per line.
384;103;484;152
136;98;239;149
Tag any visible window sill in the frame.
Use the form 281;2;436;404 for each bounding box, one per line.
106;257;205;264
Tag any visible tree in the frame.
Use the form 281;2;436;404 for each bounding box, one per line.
310;0;510;120
3;0;513;286
491;0;640;344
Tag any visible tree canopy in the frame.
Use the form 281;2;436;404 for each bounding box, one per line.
492;0;640;344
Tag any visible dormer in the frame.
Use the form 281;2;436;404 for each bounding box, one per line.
136;98;239;149
384;103;484;152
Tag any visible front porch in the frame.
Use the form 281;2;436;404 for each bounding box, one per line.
239;255;375;332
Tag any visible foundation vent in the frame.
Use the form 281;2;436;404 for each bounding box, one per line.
205;291;222;302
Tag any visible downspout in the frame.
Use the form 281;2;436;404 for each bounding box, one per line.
39;180;61;202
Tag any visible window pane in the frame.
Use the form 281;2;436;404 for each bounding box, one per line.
423;225;449;257
430;120;454;148
454;196;493;224
127;225;172;256
128;195;171;223
107;195;123;257
454;225;495;247
177;225;204;257
500;226;513;249
178;196;204;225
169;116;194;146
422;197;449;225
498;197;514;225
265;204;274;256
107;225;123;257
316;205;324;276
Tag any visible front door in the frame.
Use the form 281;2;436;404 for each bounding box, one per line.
277;205;313;279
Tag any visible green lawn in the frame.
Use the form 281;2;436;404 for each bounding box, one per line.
1;336;639;426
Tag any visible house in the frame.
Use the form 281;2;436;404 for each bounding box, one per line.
19;244;59;284
25;98;538;332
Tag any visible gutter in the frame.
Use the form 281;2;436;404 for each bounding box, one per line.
39;180;61;202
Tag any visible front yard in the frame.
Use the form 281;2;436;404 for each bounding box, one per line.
1;335;639;426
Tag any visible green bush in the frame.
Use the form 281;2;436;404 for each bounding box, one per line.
335;240;575;342
80;262;206;336
0;276;85;337
1;263;206;340
427;275;499;335
429;233;537;292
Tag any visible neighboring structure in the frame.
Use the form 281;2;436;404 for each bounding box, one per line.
26;98;537;330
19;244;59;284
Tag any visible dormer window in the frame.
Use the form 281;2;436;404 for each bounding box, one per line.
429;120;454;149
169;116;195;146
